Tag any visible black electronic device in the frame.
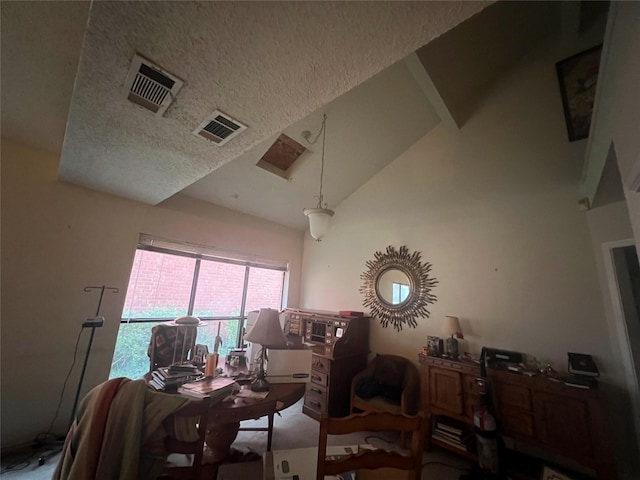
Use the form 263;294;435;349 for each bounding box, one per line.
481;347;523;373
567;352;599;377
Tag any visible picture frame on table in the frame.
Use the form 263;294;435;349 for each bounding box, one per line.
426;336;443;357
555;44;603;142
541;465;575;480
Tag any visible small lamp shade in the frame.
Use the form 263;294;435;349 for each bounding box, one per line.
244;308;287;347
303;207;334;241
442;316;463;339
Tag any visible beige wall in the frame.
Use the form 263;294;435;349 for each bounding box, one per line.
300;36;638;474
0;139;304;447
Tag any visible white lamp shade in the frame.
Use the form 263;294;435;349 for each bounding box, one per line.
442;316;463;338
304;207;334;241
244;308;287;347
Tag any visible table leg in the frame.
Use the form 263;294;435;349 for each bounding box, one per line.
267;413;274;451
204;421;240;463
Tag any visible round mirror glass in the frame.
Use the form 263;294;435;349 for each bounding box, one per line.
376;268;411;305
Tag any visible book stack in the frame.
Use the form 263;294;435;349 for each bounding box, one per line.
178;376;236;402
149;365;203;391
432;416;473;452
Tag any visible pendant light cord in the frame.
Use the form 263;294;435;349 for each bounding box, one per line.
305;114;328;209
318;114;327;208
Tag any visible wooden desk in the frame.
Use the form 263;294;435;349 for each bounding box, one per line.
204;382;306;463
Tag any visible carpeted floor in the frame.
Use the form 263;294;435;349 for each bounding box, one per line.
1;398;472;479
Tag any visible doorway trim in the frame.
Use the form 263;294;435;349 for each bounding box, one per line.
602;238;640;449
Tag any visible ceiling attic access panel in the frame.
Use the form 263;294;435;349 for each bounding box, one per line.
257;134;307;180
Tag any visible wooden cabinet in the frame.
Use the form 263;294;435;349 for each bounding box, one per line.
429;367;464;415
419;354;616;479
283;309;369;421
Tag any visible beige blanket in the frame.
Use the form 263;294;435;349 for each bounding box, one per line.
53;377;194;480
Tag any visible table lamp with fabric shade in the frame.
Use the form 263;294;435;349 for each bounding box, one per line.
244;308;287;391
442;316;463;359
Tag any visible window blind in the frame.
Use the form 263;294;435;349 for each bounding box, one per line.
137;234;288;271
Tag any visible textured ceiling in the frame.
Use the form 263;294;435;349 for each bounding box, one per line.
5;1;590;231
54;1;489;205
182;58;441;229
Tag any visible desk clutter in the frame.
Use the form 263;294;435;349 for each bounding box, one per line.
149;365;203;390
178;376;236;401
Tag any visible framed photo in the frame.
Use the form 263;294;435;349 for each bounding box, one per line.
541;465;574;480
555;44;602;142
426;336;443;357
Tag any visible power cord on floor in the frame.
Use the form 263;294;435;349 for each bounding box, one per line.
1;451;32;474
24;326;85;468
0;441;64;474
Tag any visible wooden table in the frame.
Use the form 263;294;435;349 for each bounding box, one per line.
204;382;305;463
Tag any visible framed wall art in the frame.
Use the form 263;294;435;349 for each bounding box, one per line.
555;44;603;142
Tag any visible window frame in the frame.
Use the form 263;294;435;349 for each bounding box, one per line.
121;244;287;348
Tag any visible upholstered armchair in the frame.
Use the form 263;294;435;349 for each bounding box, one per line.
350;354;420;445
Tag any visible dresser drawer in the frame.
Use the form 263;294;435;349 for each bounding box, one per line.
311;355;331;374
304;394;326;414
306;382;328;400
463;375;481;395
499;408;535;439
310;370;328;387
494;382;532;411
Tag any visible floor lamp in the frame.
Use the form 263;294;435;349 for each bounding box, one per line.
38;285;118;467
69;285;118;427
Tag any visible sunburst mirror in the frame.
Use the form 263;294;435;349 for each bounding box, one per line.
360;245;438;331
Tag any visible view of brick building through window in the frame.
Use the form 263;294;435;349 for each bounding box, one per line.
110;248;285;380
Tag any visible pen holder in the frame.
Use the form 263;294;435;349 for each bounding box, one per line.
205;353;219;377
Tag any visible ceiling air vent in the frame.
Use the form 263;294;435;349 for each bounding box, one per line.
124;54;184;116
193;110;247;146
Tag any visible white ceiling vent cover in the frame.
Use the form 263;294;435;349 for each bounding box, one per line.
193;110;247;146
124;54;184;116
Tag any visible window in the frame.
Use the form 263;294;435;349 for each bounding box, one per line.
392;282;409;304
110;241;286;380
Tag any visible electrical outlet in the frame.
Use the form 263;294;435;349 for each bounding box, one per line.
82;316;104;328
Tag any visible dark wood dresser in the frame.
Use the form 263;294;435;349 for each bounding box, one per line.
418;354;616;479
283;309;369;420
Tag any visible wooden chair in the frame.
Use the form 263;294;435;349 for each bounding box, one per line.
316;411;425;480
160;397;211;480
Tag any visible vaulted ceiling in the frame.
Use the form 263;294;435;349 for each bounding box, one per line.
3;1;605;230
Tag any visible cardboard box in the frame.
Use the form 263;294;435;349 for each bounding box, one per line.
266;347;312;384
269;446;359;480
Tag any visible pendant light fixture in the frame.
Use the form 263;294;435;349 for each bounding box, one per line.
302;114;334;241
